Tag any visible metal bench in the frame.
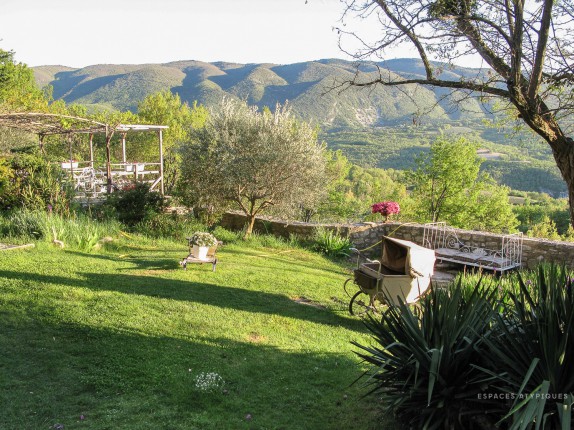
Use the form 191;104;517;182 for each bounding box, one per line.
423;222;523;272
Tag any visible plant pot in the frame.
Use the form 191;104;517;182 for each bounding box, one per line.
193;245;209;260
61;161;78;169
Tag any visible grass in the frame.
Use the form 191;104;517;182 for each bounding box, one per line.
0;235;385;429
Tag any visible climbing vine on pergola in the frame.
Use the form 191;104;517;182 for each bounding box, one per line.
0;112;167;194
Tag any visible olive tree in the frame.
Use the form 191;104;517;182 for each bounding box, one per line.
337;0;574;226
178;99;326;236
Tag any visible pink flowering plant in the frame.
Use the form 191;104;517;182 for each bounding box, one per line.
371;201;400;221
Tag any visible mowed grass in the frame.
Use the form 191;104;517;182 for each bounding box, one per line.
0;237;385;429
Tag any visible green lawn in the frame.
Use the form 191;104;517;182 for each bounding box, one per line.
0;238;385;429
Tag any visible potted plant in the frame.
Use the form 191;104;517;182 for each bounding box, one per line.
371;201;400;222
189;231;218;260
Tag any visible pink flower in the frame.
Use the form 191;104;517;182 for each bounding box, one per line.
371;201;400;217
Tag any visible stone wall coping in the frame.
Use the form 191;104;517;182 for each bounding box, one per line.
220;212;574;268
222;212;574;244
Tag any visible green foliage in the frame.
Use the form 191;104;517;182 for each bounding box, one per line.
2;209;45;239
527;216;562;240
311;228;353;258
133;212;206;241
307;150;410;222
324;126;565;196
0;152;74;213
0;49;48;111
104;183;166;227
354;280;497;429
409;135;518;232
137;91;208;194
355;266;574;429
513;195;571;238
480;266;574;429
178;99;327;236
0;209;121;251
0;156;16;208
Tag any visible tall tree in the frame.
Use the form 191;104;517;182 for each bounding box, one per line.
0;49;47;111
409;135;517;231
338;0;574;226
138;91;208;193
178;99;326;236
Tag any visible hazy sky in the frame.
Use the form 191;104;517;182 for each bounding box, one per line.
0;0;379;68
1;0;485;69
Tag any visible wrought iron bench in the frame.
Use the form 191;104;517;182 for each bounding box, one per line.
423;222;523;272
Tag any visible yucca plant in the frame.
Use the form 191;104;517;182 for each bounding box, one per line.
353;279;500;429
312;227;353;258
479;265;574;430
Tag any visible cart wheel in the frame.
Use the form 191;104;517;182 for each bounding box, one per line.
349;290;370;316
343;278;356;298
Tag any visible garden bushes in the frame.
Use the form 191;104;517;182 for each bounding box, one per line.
354;267;574;429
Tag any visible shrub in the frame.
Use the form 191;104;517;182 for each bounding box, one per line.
354;267;574;429
105;183;166;227
480;265;574;429
311;228;352;258
1;152;74;214
371;201;400;221
4;209;45;239
134;213;206;241
353;279;499;429
0;209;121;251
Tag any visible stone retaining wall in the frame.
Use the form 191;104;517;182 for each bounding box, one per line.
220;212;574;269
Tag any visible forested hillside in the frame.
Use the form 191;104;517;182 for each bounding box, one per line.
33;58;565;195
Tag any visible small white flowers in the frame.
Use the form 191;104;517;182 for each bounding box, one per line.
194;371;224;392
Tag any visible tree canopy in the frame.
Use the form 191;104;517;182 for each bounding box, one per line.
409;135;517;231
178;99;327;236
338;0;574;225
0;49;47;111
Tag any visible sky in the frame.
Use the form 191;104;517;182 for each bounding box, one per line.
0;0;485;69
0;0;380;68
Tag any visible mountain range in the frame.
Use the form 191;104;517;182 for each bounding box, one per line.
32;58;565;195
33;58;492;129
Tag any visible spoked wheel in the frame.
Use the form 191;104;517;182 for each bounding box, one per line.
343;278;356;298
349;290;372;316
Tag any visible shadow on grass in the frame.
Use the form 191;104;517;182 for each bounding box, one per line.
0;317;380;430
222;247;350;276
63;250;181;271
0;269;363;332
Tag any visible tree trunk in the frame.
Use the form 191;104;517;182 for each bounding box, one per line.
550;137;574;228
244;214;256;239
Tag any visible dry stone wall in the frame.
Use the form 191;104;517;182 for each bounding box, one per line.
220;212;574;269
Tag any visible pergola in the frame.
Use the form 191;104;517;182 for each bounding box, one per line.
0;112;168;195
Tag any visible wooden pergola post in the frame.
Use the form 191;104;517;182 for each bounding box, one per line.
121;132;127;164
68;134;74;182
89;133;94;168
159;129;164;195
105;125;113;193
